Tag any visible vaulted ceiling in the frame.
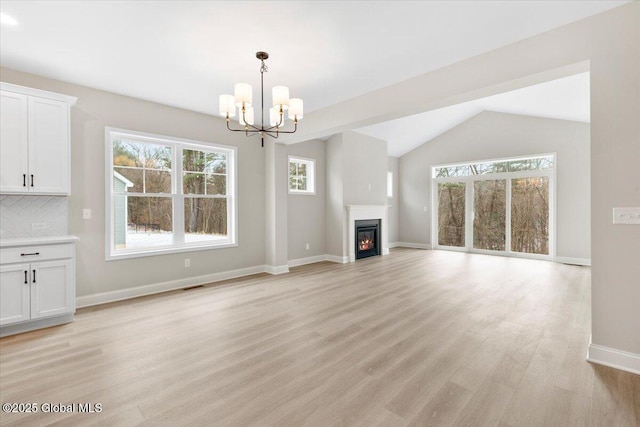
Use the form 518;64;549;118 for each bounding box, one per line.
1;1;622;155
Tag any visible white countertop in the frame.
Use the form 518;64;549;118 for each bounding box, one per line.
0;235;79;248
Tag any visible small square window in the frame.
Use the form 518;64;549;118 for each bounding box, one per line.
289;156;315;194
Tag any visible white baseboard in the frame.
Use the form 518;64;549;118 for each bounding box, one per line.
288;255;330;268
587;338;640;375
325;254;349;264
76;264;266;308
264;264;290;275
555;256;591;266
393;242;432;250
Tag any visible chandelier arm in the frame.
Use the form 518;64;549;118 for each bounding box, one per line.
226;119;260;133
269;121;298;134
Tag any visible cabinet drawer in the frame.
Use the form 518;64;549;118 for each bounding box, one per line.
0;244;74;264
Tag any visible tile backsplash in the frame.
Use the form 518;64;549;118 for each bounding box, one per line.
0;195;68;238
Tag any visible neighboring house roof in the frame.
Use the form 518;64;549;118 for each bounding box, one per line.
113;171;134;188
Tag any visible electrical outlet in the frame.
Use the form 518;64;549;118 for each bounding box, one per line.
423;206;427;212
31;222;47;230
305;243;310;250
184;258;191;268
613;207;640;224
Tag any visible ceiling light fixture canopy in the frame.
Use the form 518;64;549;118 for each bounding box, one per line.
219;51;303;147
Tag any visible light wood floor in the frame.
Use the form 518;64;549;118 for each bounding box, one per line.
1;249;639;426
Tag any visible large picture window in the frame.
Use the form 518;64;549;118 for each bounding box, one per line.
106;128;236;259
432;154;554;259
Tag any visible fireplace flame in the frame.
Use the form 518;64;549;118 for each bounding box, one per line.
359;238;374;251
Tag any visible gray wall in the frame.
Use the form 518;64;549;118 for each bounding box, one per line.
325;133;345;258
325;131;388;258
342;131;388;206
287;139;326;261
0;67;266;298
283;3;639;358
399;111;590;261
264;141;289;269
387;156;399;244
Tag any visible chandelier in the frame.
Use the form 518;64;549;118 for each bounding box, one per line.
219;51;303;147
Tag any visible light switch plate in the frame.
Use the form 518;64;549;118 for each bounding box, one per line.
613;207;640;225
83;208;92;219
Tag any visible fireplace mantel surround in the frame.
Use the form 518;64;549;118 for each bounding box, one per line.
346;205;390;262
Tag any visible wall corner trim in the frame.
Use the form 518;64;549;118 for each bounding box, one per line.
587;337;640;375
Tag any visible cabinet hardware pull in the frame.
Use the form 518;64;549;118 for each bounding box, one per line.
20;252;40;256
23;174;26;187
24;270;28;284
32;269;36;283
30;174;34;187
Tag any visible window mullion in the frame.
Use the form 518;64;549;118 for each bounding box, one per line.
506;178;512;255
174;146;185;245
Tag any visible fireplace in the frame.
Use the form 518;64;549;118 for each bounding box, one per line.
355;219;380;259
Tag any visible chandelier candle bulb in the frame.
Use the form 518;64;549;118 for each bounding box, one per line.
234;83;252;107
219;94;236;117
288;98;304;120
270;107;284;127
239;106;255;126
272;86;290;109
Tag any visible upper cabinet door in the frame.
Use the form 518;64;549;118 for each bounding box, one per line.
0;91;29;193
28;97;70;194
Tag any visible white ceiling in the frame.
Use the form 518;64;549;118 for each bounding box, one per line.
0;1;621;154
358;72;591;157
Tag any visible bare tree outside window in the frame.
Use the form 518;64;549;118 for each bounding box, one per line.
438;182;466;247
473;180;506;251
434;155;552;258
511;177;549;254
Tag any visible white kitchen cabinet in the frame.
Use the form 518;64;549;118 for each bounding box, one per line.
0;237;77;336
0;263;31;325
0;82;77;195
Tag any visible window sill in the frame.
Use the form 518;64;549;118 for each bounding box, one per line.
288;190;316;196
106;241;238;261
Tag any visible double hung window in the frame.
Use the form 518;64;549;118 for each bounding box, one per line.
106;128;236;259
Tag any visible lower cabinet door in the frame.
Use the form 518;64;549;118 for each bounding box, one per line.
0;264;31;326
30;259;74;320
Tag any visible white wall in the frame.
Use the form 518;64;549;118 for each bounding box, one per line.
287;139;326;261
399;111;591;262
0;67;267;299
